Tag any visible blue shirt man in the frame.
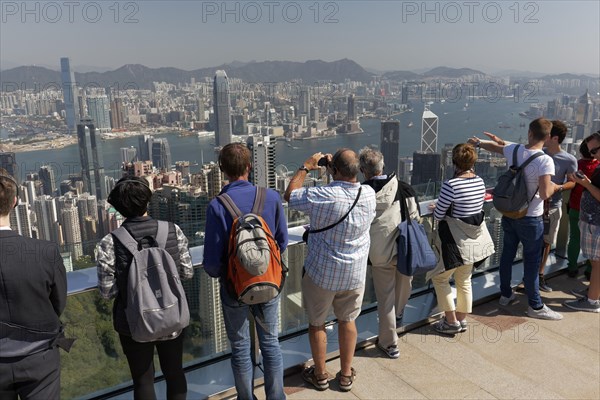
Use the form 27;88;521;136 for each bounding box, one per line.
203;143;288;400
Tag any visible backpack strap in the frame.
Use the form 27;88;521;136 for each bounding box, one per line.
218;193;244;219
111;226;139;256
518;148;545;170
155;220;169;249
512;145;545;201
252;187;266;215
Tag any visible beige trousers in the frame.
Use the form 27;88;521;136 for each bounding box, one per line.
371;263;413;348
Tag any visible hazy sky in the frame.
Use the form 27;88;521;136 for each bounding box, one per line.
1;1;599;75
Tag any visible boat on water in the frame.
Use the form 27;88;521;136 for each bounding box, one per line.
407;122;414;128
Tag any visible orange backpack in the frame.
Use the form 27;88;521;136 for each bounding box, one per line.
218;187;286;304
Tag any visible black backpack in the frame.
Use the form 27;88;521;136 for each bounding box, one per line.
493;145;544;219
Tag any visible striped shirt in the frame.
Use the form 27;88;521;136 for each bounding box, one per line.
289;181;376;291
434;176;486;221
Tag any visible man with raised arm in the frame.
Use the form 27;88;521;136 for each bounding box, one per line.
469;118;563;320
285;149;376;392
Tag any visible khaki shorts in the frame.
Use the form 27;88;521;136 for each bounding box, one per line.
543;206;562;245
301;273;365;326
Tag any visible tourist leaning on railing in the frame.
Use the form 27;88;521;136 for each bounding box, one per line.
359;147;419;359
96;177;194;400
427;144;494;335
564;131;600;313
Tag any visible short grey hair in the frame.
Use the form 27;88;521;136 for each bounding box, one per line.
359;146;384;178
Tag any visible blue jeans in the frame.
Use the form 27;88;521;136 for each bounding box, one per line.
499;216;544;309
221;285;285;400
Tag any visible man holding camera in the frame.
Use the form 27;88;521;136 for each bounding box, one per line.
284;149;375;392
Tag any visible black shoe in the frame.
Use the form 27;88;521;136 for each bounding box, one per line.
567;269;578;278
539;275;553;292
584;270;591;281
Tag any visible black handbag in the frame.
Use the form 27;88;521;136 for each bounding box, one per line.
302;187;362;242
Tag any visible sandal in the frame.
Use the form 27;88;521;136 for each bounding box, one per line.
338;367;356;392
302;366;329;391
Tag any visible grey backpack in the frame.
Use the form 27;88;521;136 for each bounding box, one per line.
112;221;190;342
493;145;544;219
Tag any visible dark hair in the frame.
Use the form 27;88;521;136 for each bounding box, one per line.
0;168;18;216
219;143;251;179
550;120;568;144
107;176;153;218
452;143;477;171
332;148;360;179
579;140;592;159
529;118;553;142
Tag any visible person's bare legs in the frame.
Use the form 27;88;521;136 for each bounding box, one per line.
338;321;357;377
308;324;327;376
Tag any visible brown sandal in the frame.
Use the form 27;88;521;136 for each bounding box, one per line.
302;366;329;391
338;367;356;392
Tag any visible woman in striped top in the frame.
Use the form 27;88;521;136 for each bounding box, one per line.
431;144;489;335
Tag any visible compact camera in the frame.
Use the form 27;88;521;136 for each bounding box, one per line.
317;156;330;167
575;170;586;180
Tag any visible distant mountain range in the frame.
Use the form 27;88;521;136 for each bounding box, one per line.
0;59;597;91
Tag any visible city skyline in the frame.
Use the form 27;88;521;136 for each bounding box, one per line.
1;1;598;76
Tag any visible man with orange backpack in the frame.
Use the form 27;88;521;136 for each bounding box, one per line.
203;143;288;400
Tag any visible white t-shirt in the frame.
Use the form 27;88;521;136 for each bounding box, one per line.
503;143;555;217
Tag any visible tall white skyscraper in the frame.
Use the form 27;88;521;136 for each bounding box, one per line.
213;70;232;147
421;105;439;153
247;135;276;189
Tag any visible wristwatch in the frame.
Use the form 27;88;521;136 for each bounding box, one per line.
298;165;310;173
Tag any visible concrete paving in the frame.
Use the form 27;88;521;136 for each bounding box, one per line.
257;273;600;400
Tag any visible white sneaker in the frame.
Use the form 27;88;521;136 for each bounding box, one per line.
526;305;563;320
499;293;516;306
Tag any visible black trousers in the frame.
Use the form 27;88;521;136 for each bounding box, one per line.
0;347;60;400
119;333;187;400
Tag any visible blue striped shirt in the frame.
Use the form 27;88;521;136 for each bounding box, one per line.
434;176;486;221
289;181;376;291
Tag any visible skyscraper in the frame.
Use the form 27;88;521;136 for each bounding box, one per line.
347;94;356;122
110;98;125;130
380;121;401;175
60;57;80;133
576;89;592;125
61;204;83;260
0;152;18;178
86;96;111;131
299;87;311;116
213;70;232;147
77;119;106;200
247;135;276;189
152;138;172;171
38;165;57;196
421;105;439;153
120;147;137;164
138;135;153;161
34;195;61;243
9;203;32;238
411;151;442;190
